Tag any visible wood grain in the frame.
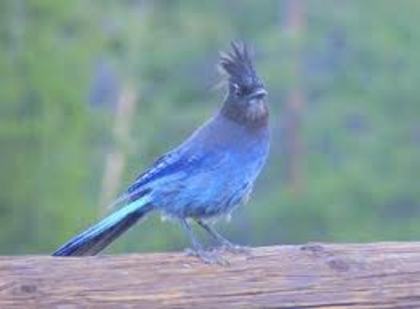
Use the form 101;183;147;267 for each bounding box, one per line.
1;242;420;308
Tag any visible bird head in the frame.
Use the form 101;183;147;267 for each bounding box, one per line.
220;42;268;127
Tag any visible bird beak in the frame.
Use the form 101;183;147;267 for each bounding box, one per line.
247;87;267;115
247;88;268;119
249;88;268;100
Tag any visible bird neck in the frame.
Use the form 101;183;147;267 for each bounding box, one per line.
221;102;269;130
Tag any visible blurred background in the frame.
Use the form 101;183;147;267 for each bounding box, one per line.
1;0;419;255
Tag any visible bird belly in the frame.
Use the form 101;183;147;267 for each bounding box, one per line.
158;185;249;220
153;161;257;220
152;133;269;220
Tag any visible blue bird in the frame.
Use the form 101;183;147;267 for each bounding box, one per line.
53;42;270;263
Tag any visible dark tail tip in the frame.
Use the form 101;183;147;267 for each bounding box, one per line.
52;203;153;256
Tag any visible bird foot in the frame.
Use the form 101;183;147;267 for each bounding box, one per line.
218;242;251;255
184;248;230;266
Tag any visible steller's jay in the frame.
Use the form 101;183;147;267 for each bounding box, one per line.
53;42;270;263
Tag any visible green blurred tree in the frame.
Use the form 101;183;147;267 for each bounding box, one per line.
0;0;419;254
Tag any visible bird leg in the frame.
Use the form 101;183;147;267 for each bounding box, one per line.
180;219;228;265
195;219;250;254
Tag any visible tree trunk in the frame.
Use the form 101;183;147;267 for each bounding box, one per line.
282;0;306;195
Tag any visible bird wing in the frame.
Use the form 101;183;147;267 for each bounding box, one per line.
109;146;226;210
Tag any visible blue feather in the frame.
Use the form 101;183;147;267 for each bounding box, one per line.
53;195;153;256
126;150;205;197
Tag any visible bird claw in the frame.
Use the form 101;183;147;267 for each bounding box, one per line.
219;242;251;255
184;248;230;266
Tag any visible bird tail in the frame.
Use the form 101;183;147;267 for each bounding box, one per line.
52;196;153;256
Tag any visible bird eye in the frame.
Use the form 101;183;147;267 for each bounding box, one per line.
232;83;241;96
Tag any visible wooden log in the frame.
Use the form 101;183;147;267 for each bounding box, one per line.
1;242;420;308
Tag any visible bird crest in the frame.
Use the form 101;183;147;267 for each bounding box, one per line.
219;42;263;91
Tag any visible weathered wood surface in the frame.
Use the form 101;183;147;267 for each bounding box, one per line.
1;242;420;308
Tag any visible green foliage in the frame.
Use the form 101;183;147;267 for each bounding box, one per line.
0;0;419;254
